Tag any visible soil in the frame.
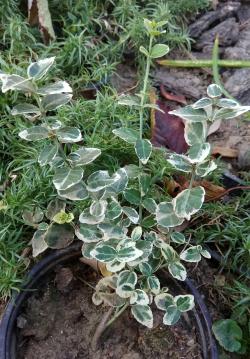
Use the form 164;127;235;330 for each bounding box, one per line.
17;264;202;359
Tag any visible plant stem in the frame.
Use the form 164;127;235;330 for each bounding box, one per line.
138;35;153;222
105;303;129;328
189;168;196;190
157;59;250;68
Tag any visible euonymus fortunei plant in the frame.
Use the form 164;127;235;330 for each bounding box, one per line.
2;19;250;329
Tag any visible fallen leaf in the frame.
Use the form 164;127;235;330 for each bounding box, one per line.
28;0;56;44
150;90;188;154
207;119;222;136
98;263;112;277
165;176;226;201
160;84;187;105
212;146;238;158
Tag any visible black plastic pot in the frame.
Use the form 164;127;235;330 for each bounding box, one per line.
0;242;218;359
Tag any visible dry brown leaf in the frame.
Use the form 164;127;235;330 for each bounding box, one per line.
160;84;187;105
98;262;112;277
212;146;238;158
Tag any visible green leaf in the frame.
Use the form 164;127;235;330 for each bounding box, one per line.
41;93;72;111
124;164;141;179
0;74;35;93
31;229;48;257
142;198;157;214
192;97;212;109
135;139;152;164
147;275;160;294
27;57;55;80
131;305;153;328
106;261;125;273
161;243;177;262
117;243;143;262
169;106;207;122
201;249;211;259
44;223;74;249
207;84;222;98
22;207;44;225
122;207;139;224
11;103;41;118
68;147;101;166
156;202;184;228
131;226;142;241
75;224;101;243
82;243;96;259
150;44;169;58
90;200;107;217
38;143;58;166
173;187;205;220
98;223;125;240
180;245;202;262
196;160;217;177
175;295;194;312
139;262;152;276
45;199;65;220
87;170;117;192
58;182;88;200
170;232;186;244
155;293;174;310
167;154;192;173
53;167;83;191
212;319;242;352
139;173;151;196
37;80;72;95
124;188;141;205
56;127;82;143
19;126;49;141
112;127;139;144
184;121;207;146
107;168;128;194
130;289;149;305
168;261;187;281
188;143;210;163
91;244;117;262
53;210;74;224
163;305;181;325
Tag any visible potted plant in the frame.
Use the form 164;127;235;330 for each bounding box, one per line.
2;18;249;358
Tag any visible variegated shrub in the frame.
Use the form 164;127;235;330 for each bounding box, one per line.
2;20;250;329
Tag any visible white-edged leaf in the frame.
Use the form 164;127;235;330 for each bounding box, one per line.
147;275;160;294
180;245;202;262
75;224;101;243
135;139;152;164
38;143;58;166
130;289;149;305
184;121;207;146
122;206;139;224
11;103;41;117
0;74;35;93
139;46;149;57
19;126;49;141
53;167;83;190
131;305;153;328
56;127;82;143
192;97;212;109
117;270;137;289
169;106;207;122
217;98;239;108
201;249;211;259
155;293;174;310
170;232;186;244
90;244;117;262
87;170;118;192
90;200;107;217
106;200;122;220
156;202;184;228
173;187;205;220
68;147;101;166
41;93;72;111
142;198;157;214
58;182;88;200
27;57;55;80
131;226;142;241
124;188;141;205
37;80;72;95
167;154;192;173
112;127;139;144
124;164;141;178
163;305;181;325
207;84;222;98
117;243;143;262
213;106;250;121
31;229;48;257
150;44;169;58
79;209;105;225
175;295;194;312
188;143;210;163
168;261;187;281
106;261;126;272
196;160;217;177
98;223;126;240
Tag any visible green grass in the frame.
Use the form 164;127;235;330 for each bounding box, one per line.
0;0;209;299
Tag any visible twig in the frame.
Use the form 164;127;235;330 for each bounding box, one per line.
91;307;114;351
206;185;250;202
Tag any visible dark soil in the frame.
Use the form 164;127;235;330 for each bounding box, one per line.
17;265;202;359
